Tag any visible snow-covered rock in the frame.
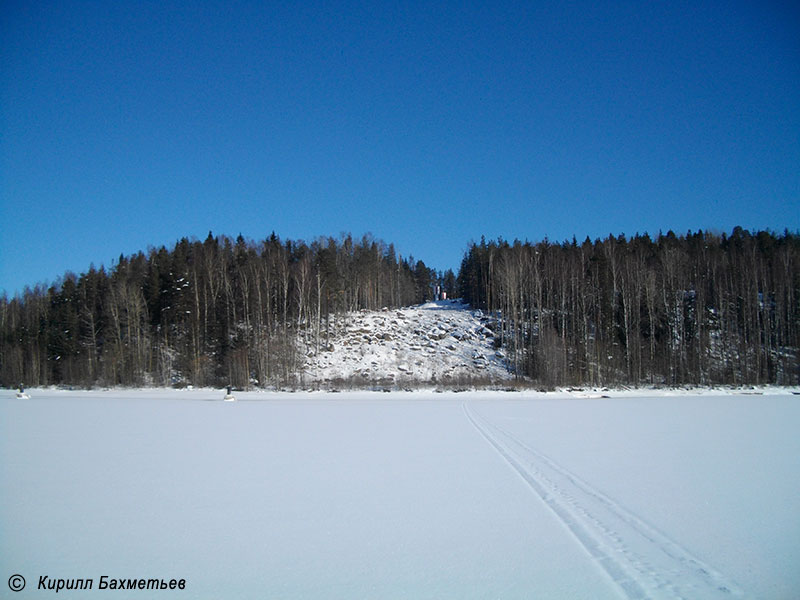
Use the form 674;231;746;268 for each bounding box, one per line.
301;299;511;385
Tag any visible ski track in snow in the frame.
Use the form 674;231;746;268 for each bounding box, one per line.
463;403;745;600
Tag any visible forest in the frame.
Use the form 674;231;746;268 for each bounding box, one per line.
1;228;797;388
0;233;450;388
459;228;799;386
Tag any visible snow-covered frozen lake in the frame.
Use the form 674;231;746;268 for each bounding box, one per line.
2;388;799;599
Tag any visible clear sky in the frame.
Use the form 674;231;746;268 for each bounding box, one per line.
2;0;799;296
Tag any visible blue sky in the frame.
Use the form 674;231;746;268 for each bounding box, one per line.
2;0;798;295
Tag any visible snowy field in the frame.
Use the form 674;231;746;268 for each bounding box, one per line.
2;388;799;599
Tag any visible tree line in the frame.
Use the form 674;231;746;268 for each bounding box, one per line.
458;228;799;386
0;233;450;388
2;228;797;389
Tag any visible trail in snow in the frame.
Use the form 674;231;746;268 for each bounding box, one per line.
302;300;513;384
463;403;745;600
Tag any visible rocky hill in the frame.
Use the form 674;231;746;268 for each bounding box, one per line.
300;300;512;387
